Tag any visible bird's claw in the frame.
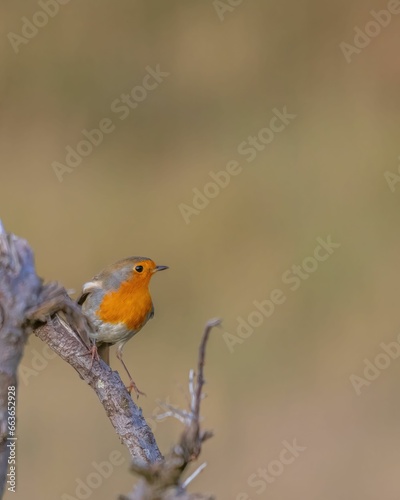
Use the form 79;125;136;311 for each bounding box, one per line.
126;380;146;399
78;343;99;371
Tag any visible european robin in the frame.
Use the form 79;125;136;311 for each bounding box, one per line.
77;256;168;397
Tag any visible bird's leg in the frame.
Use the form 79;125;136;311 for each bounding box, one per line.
78;339;99;371
116;346;146;399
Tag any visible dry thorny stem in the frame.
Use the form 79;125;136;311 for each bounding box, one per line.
122;318;220;500
0;221;219;499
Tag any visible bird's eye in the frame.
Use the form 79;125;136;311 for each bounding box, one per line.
135;265;144;273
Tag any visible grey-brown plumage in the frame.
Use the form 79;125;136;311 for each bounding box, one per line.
77;256;168;396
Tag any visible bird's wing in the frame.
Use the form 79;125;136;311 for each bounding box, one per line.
77;279;103;305
76;279;105;347
148;304;155;320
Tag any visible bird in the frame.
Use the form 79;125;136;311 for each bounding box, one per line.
77;256;168;397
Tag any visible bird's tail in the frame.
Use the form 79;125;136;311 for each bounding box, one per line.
98;344;110;364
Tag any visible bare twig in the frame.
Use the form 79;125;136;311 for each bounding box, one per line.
123;318;221;500
194;318;221;421
181;462;207;488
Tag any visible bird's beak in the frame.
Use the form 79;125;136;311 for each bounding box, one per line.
154;265;169;273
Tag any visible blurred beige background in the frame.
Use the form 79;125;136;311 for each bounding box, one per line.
1;1;400;499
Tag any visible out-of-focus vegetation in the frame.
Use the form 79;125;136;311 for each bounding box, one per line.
1;1;400;499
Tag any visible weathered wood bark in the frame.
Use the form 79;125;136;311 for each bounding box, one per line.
34;316;162;464
0;221;162;498
0;221;43;497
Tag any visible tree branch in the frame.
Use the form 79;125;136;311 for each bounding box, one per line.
0;221;43;497
0;221;218;499
0;221;163;500
33;314;162;464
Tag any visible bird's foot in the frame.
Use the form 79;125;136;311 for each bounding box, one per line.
78;343;99;371
126;379;146;399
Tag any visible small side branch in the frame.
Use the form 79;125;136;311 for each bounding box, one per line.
193;318;221;429
123;319;221;500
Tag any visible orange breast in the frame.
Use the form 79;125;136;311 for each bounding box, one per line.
97;279;153;331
